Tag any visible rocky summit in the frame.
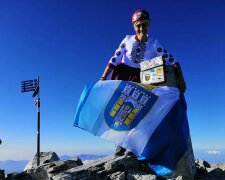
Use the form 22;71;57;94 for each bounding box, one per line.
1;151;225;180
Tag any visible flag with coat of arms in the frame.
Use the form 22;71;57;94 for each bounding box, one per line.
74;80;192;175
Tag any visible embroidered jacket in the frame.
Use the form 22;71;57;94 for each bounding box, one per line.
108;35;177;69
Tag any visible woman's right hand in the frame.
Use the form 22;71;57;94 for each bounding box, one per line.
100;77;106;81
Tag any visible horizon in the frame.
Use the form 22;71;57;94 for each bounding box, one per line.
1;148;225;164
1;0;225;162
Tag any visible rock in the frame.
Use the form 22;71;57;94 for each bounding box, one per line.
51;138;196;180
0;169;5;180
5;172;32;180
24;151;60;170
195;159;211;174
51;155;142;180
26;158;83;180
108;171;125;180
206;167;225;178
195;159;211;168
195;161;225;180
9;150;225;180
162;137;197;179
127;170;157;180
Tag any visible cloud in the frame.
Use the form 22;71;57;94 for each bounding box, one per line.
204;150;221;155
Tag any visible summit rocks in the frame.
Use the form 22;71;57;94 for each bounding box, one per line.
24;151;60;170
2;151;225;180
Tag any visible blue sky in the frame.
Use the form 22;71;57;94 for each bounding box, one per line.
0;0;225;161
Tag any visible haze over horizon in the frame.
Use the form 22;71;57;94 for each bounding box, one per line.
1;0;225;162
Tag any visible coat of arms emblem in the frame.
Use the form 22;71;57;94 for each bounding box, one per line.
104;81;158;131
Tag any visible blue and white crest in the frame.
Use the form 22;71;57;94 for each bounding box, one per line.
104;81;158;131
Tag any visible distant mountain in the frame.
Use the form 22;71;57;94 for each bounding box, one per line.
60;154;108;161
0;160;29;174
194;149;225;164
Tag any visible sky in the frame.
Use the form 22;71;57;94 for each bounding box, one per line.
0;0;225;161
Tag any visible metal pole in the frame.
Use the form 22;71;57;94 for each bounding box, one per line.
21;77;41;166
37;77;40;166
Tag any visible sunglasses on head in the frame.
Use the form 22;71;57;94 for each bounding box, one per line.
135;23;148;28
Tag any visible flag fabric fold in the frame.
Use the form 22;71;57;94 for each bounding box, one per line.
74;80;190;175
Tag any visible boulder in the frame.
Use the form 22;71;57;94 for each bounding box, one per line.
200;167;225;180
126;170;157;180
51;154;166;180
51;155;142;180
195;160;225;180
195;159;211;174
196;159;211;168
24;151;60;170
5;172;32;180
0;169;5;180
161;137;197;179
26;158;83;180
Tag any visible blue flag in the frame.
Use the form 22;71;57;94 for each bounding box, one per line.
74;80;190;175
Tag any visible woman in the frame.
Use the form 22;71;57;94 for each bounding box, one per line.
100;10;186;156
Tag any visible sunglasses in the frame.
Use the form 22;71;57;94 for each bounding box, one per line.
135;23;148;28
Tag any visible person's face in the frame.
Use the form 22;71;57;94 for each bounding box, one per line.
134;20;150;41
